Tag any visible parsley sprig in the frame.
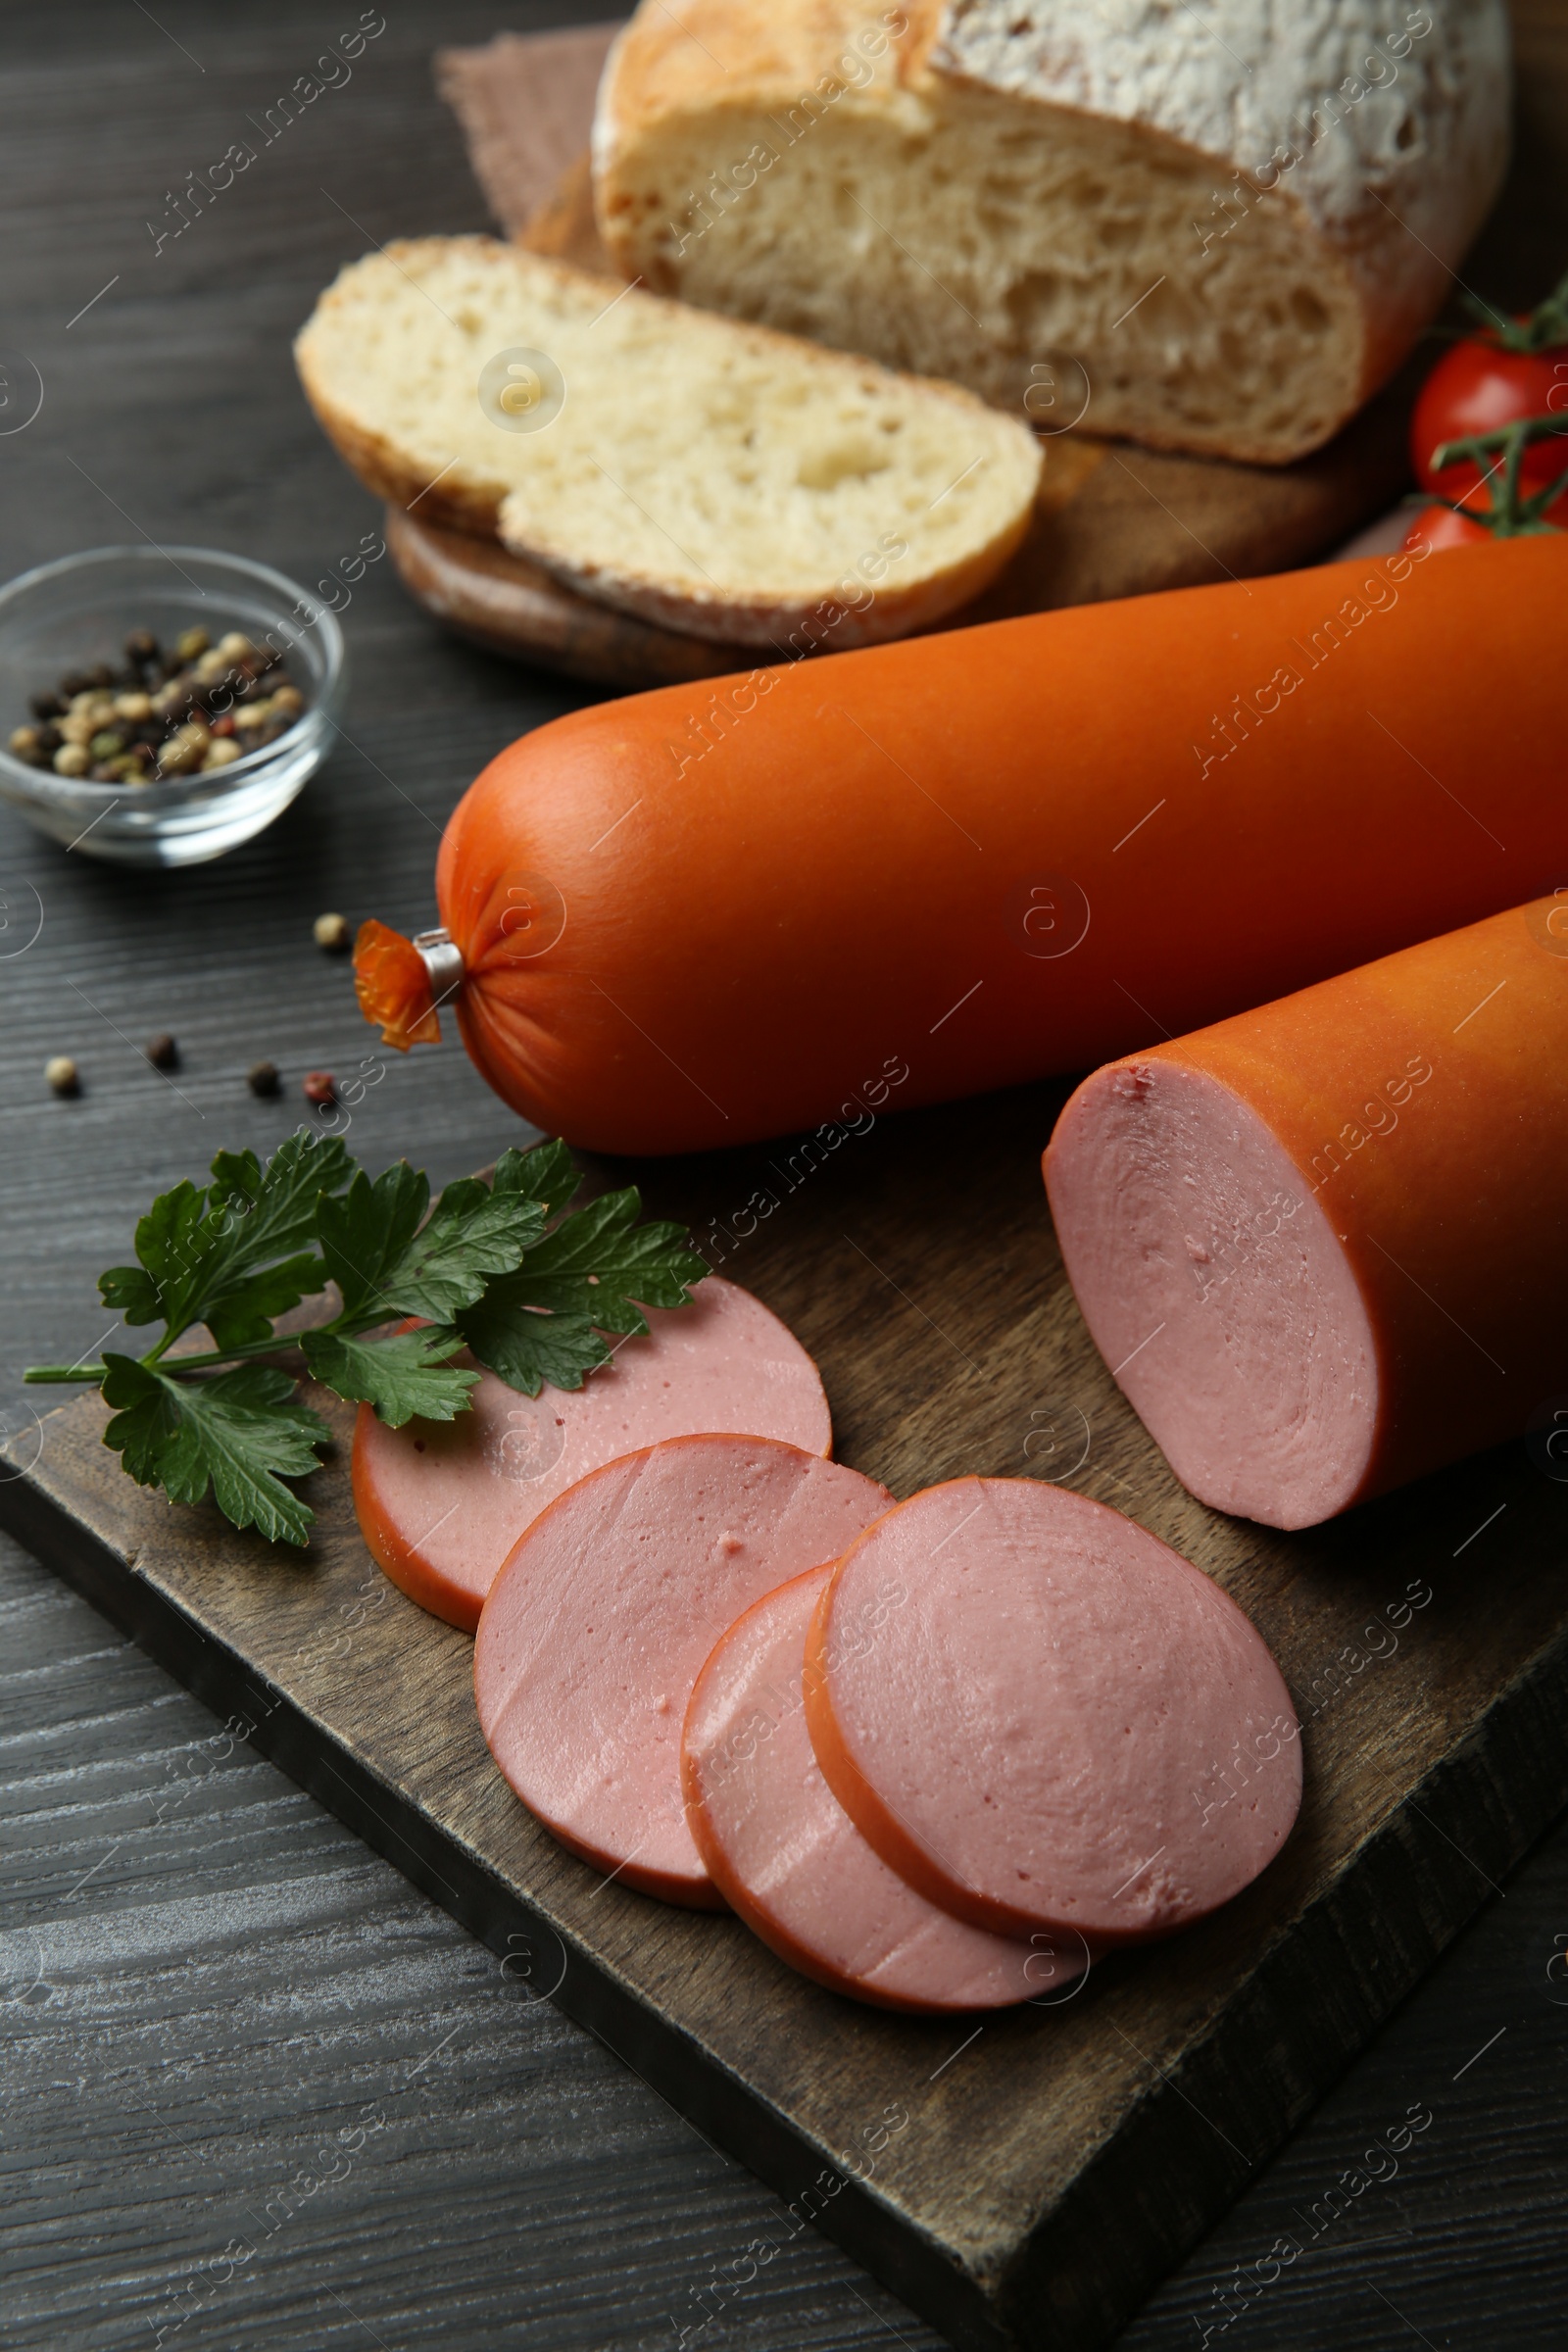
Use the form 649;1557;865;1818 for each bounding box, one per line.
24;1133;704;1547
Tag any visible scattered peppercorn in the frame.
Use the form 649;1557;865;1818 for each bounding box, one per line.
45;1055;79;1098
302;1070;336;1106
9;626;307;785
145;1033;179;1071
247;1059;281;1098
314;911;351;953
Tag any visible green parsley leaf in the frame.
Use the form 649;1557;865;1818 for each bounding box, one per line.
101;1353;329;1547
97;1132;355;1347
196;1133;355;1344
491;1138;580;1213
315;1162;428;1321
435;1300;611;1398
207;1131;356;1272
201;1255;327;1354
487;1187;705;1334
104;1180;211;1332
443;1184;705;1395
98;1263;163;1325
391;1177;549;1320
318;1164;546;1327
301;1327;479;1428
40;1133;705;1549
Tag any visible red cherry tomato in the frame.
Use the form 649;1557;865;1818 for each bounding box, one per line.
1411;336;1568;514
1402;503;1496;554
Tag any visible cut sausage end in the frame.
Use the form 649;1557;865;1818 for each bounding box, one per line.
1044;1058;1379;1530
808;1477;1300;1944
353;1275;833;1632
686;1566;1060;2012
474;1434;892;1903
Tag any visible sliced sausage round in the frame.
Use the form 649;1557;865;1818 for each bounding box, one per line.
684;1565;1080;2011
805;1477;1299;1944
474;1435;892;1906
353;1275;832;1632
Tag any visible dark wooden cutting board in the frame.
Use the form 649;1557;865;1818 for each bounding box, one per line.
5;1086;1567;2352
382;23;1423;688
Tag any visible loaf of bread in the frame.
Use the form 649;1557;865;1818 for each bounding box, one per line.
295;237;1042;647
593;0;1510;465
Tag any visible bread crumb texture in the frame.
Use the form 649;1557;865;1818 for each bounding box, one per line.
595;0;1509;464
295;237;1042;645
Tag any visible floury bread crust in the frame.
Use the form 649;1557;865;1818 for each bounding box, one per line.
593;0;1510;464
295;237;1042;647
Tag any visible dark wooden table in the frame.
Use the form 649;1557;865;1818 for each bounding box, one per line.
2;6;1566;2348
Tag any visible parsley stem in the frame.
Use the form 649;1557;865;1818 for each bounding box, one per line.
144;1339;311;1374
24;1334;312;1385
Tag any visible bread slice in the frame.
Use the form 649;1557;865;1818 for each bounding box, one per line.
294;237;1042;648
593;0;1510;466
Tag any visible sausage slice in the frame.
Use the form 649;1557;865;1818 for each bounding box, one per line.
805;1478;1299;1943
353;1275;831;1631
684;1565;1071;2010
474;1435;891;1906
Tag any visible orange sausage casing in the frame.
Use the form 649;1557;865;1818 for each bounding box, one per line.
418;536;1566;1154
1044;897;1568;1528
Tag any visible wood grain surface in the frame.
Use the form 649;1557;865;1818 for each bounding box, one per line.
2;6;1567;2351
7;1084;1568;2351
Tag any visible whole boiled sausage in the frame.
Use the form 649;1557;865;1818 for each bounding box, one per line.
355;536;1568;1153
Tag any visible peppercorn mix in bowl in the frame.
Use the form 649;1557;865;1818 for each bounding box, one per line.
0;547;346;863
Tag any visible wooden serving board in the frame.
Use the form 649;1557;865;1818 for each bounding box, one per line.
402;23;1427;688
6;1087;1568;2352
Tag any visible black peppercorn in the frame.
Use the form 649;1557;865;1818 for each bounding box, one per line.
145;1033;179;1071
17;628;307;788
247;1059;280;1098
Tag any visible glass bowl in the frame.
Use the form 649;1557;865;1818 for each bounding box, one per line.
0;546;347;865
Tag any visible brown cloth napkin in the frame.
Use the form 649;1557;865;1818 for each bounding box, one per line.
435;24;621;258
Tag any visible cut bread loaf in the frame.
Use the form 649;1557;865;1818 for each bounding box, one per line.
294;237;1042;647
593;0;1510;465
